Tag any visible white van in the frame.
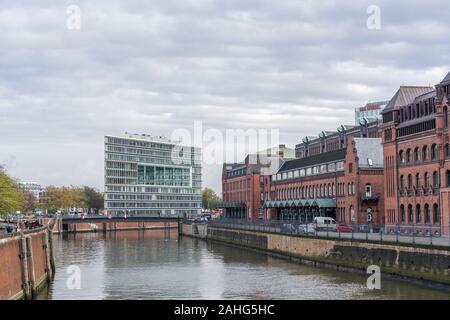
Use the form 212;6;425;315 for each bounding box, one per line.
313;217;337;231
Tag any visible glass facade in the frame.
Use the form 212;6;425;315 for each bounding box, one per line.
104;135;202;217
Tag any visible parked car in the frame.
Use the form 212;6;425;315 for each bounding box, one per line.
299;223;316;234
313;217;337;231
336;223;353;233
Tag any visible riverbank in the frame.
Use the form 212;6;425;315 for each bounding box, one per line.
0;227;55;300
181;222;450;291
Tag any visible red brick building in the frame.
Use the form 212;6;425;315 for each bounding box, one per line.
220;146;291;220
262;137;384;225
381;72;450;235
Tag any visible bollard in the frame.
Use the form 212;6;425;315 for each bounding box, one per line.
396;224;399;243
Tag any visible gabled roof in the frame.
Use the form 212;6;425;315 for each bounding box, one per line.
441;72;450;86
382;86;434;113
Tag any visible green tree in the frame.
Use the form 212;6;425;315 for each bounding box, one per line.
202;187;221;210
83;186;104;213
0;167;26;217
42;186;87;212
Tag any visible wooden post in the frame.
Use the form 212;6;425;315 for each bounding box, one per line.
25;236;36;298
47;230;56;273
19;236;31;300
43;232;53;281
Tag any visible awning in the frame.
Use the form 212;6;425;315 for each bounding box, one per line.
314;198;336;208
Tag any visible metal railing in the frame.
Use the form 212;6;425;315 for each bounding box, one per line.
208;218;450;247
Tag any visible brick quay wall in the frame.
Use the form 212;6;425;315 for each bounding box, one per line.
0;227;55;300
207;226;450;290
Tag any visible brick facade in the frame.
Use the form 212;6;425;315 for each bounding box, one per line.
262;137;384;224
381;72;450;235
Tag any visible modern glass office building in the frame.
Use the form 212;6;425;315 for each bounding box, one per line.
104;133;202;217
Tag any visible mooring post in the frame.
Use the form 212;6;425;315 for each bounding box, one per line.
47;229;56;274
25;236;36;298
43;231;53;281
19;236;31;300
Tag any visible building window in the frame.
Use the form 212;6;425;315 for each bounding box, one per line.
415;204;421;224
422;146;429;161
414;147;420;162
408;205;413;224
406;149;412;163
349;163;353;173
431;144;437;161
400;175;405;190
433;204;440;224
407;174;412;190
446;144;450;158
424;172;429;189
433;171;439;188
400;205;405;223
365;184;372;197
424;204;430;224
399;150;405;164
415;173;420;189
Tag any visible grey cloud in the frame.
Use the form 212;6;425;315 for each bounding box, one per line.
0;0;449;193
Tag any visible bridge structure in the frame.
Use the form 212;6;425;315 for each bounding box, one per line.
61;214;180;224
50;215;181;234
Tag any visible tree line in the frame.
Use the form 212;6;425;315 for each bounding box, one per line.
0;166;104;217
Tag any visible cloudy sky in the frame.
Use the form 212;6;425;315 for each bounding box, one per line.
1;0;449;194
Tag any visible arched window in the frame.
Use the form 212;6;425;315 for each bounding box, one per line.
431;144;437;161
414;147;420;162
350;205;355;223
424;172;429;189
415;204;421;224
433;171;439;188
400;175;405;190
444;106;448;128
415;173;420;189
407;204;413;224
406;149;412;163
351;182;355;195
433;204;440;224
422;146;429;161
424;204;430;224
399;150;405;164
407;174;412;190
400;204;405;223
446;144;450;158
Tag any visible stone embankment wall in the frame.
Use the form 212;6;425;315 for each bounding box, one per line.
181;222;208;239
208;226;450;289
0;227;55;300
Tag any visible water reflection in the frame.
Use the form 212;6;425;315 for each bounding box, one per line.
37;230;449;300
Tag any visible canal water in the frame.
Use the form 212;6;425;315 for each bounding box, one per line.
37;230;449;300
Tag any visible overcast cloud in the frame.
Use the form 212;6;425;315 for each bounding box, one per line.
1;0;449;193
